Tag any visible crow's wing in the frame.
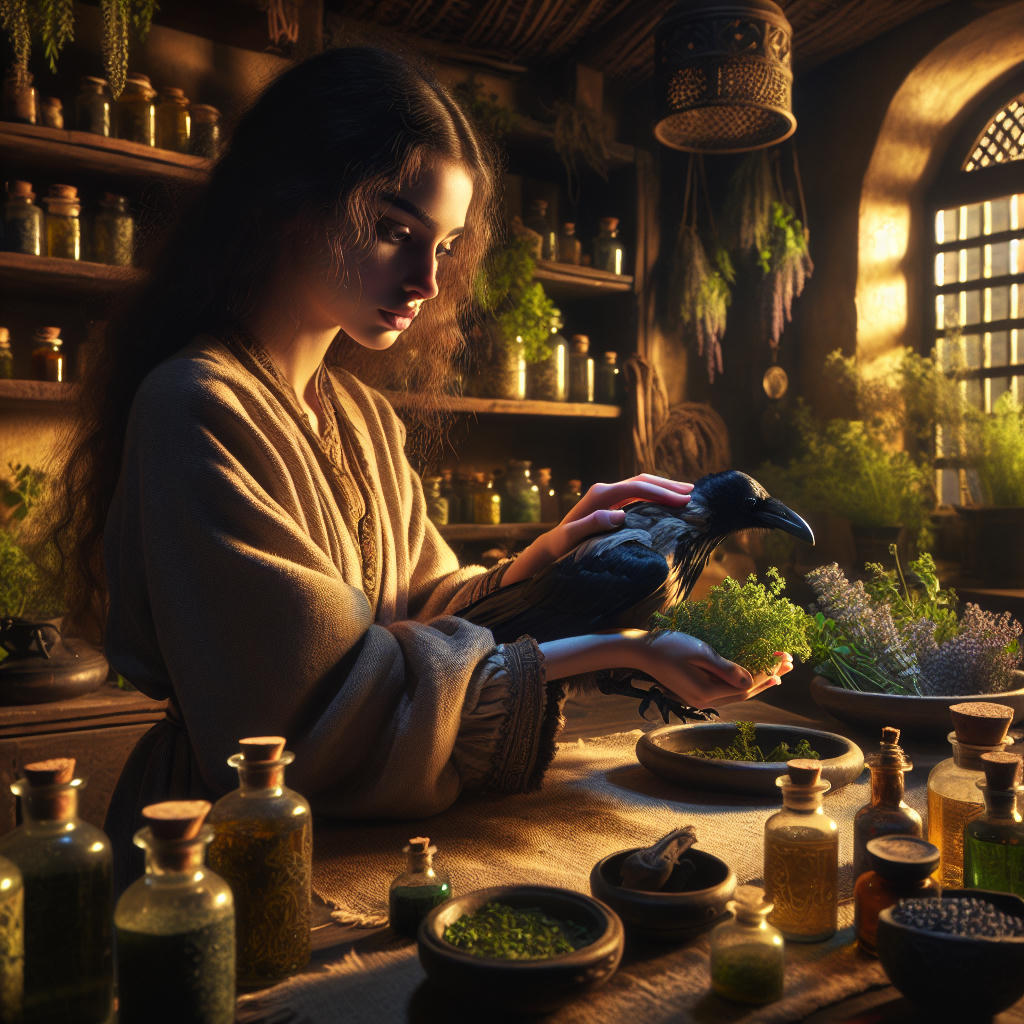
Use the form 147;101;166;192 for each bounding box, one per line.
455;530;672;644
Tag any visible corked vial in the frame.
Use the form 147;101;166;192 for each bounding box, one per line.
964;752;1024;897
709;884;784;1005
19;757;78;821
139;800;214;872
388;835;451;938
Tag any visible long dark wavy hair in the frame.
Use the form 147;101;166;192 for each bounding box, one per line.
51;46;500;642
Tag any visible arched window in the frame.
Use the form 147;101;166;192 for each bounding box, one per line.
931;84;1024;505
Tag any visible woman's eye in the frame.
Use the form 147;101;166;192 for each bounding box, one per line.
377;219;411;245
437;239;458;259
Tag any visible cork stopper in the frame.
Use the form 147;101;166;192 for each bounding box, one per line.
238;736;287;762
407;836;431;855
40;96;61;111
142;800;211;840
568;479;582;490
23;758;75;785
562;222;575;231
158;86;187;100
126;72;153;87
600;216;619;230
950;702;1014;745
981;751;1023;791
881;726;901;746
190;104;220;123
602;351;618;364
570;335;590;352
47;184;78;200
731;884;772;919
786;758;822;785
0;327;10;345
7;180;34;198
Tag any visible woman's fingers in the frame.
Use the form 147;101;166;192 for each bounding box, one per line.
561;476;693;523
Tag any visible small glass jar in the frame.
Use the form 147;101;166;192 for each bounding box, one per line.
593;216;626;275
557;221;581;265
189;104;222;158
156;86;191;152
472;472;501;525
0;758;113;1024
595;351;621;405
115;801;235;1024
38;96;63;129
2;70;36;124
526;311;568;402
2;180;43;256
854;835;940;956
423;475;449;527
502;459;541;523
568;334;595;403
764;760;839;942
92;192;134;266
116;73;157;145
523;198;557;261
31;327;65;382
207;737;312;987
388;836;451;938
75;76;111;136
0;328;12;379
709;885;784;1005
43;184;81;260
559;478;582;517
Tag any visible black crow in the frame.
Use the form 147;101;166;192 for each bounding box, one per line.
455;469;814;720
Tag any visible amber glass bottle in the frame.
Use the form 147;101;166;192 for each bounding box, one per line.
43;185;81;260
116;73;157;145
763;759;838;942
115;801;235;1023
155;86;190;152
31;327;65;382
852;726;922;883
207;736;312;986
0;758;113;1024
3;180;43;256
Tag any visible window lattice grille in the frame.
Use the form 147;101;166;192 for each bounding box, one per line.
964;96;1024;172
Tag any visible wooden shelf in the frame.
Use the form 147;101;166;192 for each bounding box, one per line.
383;391;621;418
0;121;210;185
439;522;553;542
533;260;634;296
0;251;142;295
0;379;76;405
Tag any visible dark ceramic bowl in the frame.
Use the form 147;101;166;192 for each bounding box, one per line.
810;672;1024;741
635;723;864;796
876;889;1024;1017
589;846;736;942
417;885;624;1014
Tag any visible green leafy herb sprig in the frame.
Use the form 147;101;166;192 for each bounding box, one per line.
687;720;820;762
443;902;593;960
650;567;811;676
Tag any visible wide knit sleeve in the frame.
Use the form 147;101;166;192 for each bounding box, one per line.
104;348;563;819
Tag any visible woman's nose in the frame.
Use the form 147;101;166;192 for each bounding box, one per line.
404;249;440;301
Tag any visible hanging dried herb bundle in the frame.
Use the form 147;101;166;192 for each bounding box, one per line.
0;0;30;82
761;201;814;352
674;225;734;383
551;99;609;204
723;151;775;256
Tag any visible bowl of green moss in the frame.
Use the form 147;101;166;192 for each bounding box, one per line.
636;720;864;796
417;885;624;1013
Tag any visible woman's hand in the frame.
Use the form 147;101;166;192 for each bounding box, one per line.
501;473;693;587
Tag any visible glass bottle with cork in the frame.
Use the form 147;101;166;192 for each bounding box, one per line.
502;459;541;523
2;70;36;124
852;726;922;883
0;852;22;1022
3;180;43;256
75;76;111;136
536;467;559;522
0;757;114;1024
763;759;839;942
155;86;191;152
568;334;594;403
472;471;501;525
964;751;1024;897
38;96;63;129
116;73;157;145
595;351;621;405
853;835;939;956
709;884;784;1005
524;198;557;261
557;221;581;265
31;327;65;382
114;800;235;1024
527;311;568;402
927;701;1015;888
189;105;222;159
423;475;449;527
388;836;451;938
92;193;134;266
0;328;13;379
43;185;81;260
593;216;626;274
207;736;312;986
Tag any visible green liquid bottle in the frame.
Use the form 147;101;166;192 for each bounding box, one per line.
0;757;113;1024
115;800;235;1024
965;751;1024;897
388;836;451;938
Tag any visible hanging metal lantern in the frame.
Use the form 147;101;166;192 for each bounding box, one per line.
654;0;796;153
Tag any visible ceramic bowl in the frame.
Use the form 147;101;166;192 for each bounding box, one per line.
417;885;624;1013
635;722;864;796
589;846;735;942
810;671;1024;742
876;889;1024;1017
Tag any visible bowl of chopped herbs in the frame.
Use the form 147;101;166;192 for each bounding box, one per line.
636;720;864;796
417;885;624;1012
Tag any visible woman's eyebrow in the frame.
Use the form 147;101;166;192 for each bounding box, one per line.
382;193;464;237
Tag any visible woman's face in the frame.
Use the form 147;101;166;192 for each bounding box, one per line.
304;160;474;350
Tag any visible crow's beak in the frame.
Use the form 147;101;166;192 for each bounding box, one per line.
755;498;815;544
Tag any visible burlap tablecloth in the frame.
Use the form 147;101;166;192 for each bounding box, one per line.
237;709;934;1024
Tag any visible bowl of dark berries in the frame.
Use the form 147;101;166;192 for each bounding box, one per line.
417;885;624;1013
876;890;1024;1016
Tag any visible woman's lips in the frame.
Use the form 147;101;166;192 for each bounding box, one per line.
380;309;415;331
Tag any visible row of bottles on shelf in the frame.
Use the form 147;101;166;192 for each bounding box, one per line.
2;70;222;157
518;198;627;275
3;178;134;264
0;325;66;382
424;461;581;527
0;737;312;1023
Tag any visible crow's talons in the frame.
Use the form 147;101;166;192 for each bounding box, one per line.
596;671;719;724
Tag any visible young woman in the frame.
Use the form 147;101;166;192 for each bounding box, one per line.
54;47;790;869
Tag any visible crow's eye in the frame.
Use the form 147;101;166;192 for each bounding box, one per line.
745;496;758;510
